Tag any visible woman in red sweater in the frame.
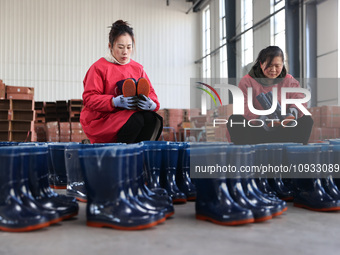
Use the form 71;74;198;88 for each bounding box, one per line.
80;20;162;144
227;46;313;145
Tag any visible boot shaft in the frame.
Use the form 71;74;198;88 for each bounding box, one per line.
79;144;141;203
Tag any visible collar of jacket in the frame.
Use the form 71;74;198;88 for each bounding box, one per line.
248;63;287;87
104;52;130;65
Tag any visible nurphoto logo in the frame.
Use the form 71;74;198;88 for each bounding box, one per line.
195;81;311;128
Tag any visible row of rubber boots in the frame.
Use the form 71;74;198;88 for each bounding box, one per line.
48;140;340;229
76;141;285;227
0;143;78;232
47;142;194;230
255;142;340;212
191;143;287;226
78;143;175;230
57;141;196;205
191;142;340;227
254;91;340;210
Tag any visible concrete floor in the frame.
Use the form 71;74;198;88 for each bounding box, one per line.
1;197;340;255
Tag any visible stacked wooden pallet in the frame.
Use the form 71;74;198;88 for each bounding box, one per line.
0;99;34;142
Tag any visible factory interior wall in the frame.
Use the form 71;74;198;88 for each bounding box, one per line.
0;0;200;109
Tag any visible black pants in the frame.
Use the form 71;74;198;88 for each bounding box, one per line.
227;115;314;145
117;111;159;144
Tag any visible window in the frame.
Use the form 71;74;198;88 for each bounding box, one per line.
271;0;286;54
202;6;211;78
241;0;253;67
220;0;228;78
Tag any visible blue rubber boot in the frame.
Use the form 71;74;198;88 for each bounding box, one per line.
266;143;295;201
160;142;187;203
138;143;174;209
247;178;287;214
17;146;62;225
47;145;56;189
116;78;137;96
142;141;169;197
176;143;196;201
281;143;303;193
128;145;174;219
122;145;166;224
253;144;277;197
192;146;254;226
0;146;50;232
48;143;73;189
320;144;340;200
331;144;340;189
235;144;286;215
27;145;79;220
321;177;340;200
188;145;254;226
287;145;340;211
137;145;174;216
240;178;286;217
64;143;94;202
79;145;164;230
226;145;273;221
195;178;255;226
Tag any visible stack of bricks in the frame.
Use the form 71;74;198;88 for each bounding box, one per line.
308;106;340;142
0;99;35;142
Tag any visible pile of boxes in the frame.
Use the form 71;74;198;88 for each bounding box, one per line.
0;79;88;143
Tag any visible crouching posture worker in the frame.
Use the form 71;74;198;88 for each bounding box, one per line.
80;20;162;143
227;46;313;145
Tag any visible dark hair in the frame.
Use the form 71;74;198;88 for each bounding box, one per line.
254;46;284;70
109;20;135;47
